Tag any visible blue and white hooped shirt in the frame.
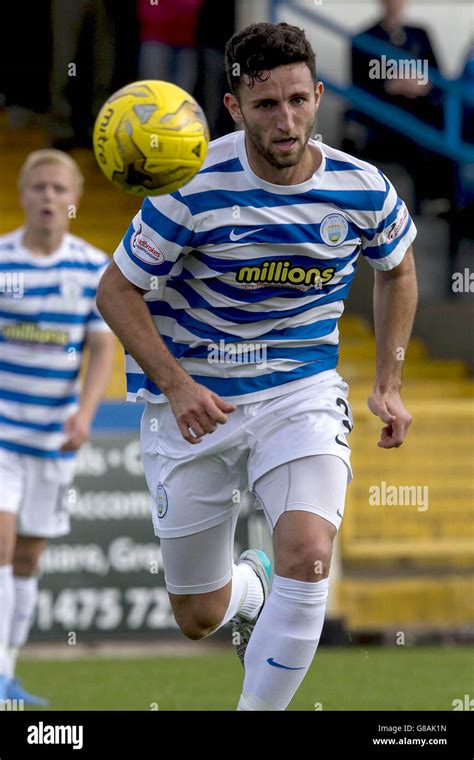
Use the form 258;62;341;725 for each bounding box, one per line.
0;229;110;458
114;130;416;405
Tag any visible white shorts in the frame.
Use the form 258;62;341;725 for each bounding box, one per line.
0;448;75;538
160;455;350;594
141;372;353;541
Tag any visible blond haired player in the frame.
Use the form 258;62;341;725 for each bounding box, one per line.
0;150;115;705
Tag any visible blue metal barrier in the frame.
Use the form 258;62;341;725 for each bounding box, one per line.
271;0;474;164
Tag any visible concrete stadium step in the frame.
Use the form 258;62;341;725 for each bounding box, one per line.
352;435;473;449
352;445;472;461
342;509;474;537
342;522;473;553
339;314;373;338
348;385;474;402
352;394;474;412
343;393;474;572
341;540;474;561
350;477;474;492
337;576;473;630
340;341;428;360
344;489;474;518
340;359;468;380
354;440;463;453
347;506;474;522
351;463;471;478
105;380;126;400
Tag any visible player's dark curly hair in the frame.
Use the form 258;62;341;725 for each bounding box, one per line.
225;22;316;96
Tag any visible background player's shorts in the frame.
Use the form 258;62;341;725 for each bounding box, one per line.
141;371;353;541
0;448;75;537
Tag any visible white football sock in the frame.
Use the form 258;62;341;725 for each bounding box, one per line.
217;562;264;630
8;576;38;677
10;576;38;647
0;565;15;676
8;647;20;681
237;574;329;711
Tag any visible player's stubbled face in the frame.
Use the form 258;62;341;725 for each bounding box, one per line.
20;164;80;233
239;62;320;171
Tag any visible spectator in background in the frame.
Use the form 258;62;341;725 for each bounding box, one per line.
195;0;235;139
137;0;203;94
49;0;115;150
108;1;140;93
343;0;452;213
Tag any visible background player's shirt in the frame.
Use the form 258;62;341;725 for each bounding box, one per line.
114;131;416;404
0;229;110;458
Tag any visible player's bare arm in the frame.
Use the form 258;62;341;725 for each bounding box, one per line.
97;261;236;444
368;245;418;449
62;331;115;451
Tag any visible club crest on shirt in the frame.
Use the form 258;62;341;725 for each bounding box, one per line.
320;214;349;247
156;484;168;518
131;224;165;265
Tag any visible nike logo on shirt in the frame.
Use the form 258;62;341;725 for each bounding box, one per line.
229;228;264;242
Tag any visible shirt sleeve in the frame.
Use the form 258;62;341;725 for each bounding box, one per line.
113;192;195;290
360;170;417;270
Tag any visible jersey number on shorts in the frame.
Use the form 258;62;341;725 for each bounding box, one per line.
335;397;353;448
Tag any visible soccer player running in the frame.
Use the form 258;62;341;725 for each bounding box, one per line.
0;150;115;705
97;23;417;711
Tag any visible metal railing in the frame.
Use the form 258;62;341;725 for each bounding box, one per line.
271;0;474;164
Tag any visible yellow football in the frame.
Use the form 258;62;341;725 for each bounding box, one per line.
93;80;210;196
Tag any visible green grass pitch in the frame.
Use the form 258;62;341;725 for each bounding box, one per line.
17;646;473;711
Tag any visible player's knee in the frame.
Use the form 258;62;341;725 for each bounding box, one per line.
277;538;333;581
175;609;223;640
169;585;230;640
13;537;47;577
170;595;226;641
13;552;39;577
178;623;210;641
